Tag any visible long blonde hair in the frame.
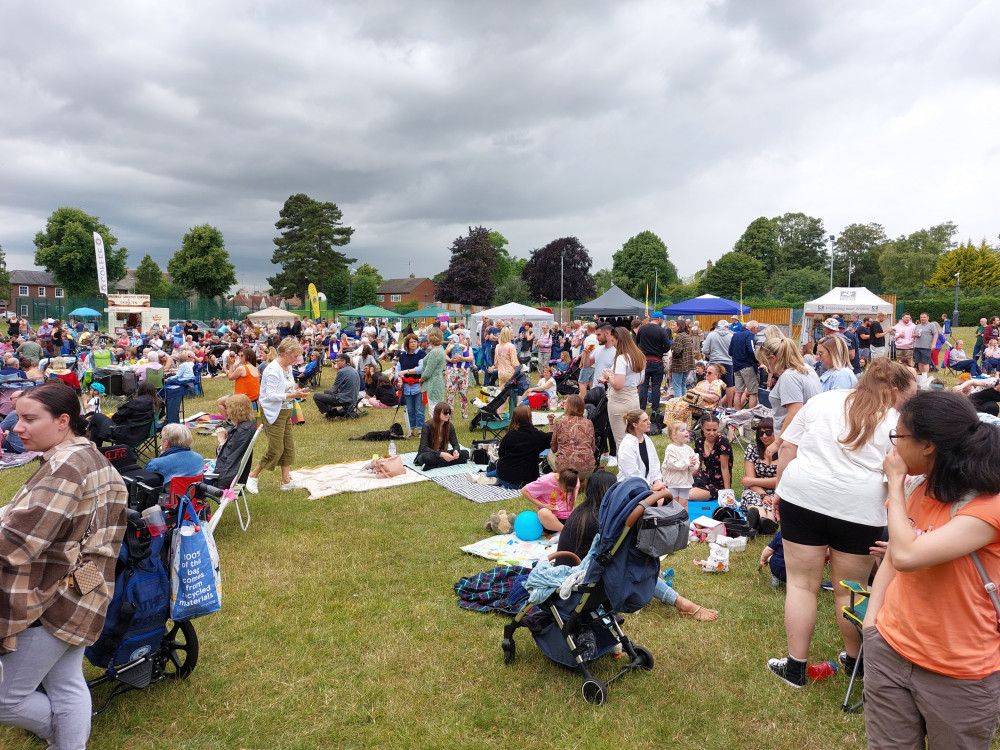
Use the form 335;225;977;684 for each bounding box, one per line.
499;327;512;346
756;337;808;375
840;358;915;451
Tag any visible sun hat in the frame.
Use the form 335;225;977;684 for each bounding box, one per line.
822;317;842;330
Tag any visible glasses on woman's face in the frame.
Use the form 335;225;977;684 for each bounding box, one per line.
757;429;774;437
442;410;452;417
888;430;911;445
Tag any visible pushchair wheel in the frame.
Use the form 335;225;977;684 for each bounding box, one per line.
502;637;516;665
582;677;607;705
631;645;654;671
157;620;199;679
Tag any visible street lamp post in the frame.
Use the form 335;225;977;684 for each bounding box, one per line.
828;234;836;290
953;272;961;328
848;260;855;287
560;250;565;327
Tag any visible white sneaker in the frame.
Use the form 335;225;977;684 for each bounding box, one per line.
280;480;302;491
245;477;259;494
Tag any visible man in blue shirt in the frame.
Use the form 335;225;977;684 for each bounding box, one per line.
941;314;952;335
728;320;760;409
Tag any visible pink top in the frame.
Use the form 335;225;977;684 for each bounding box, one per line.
523;473;580;520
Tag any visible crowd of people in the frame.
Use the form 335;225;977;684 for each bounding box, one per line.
2;306;1000;748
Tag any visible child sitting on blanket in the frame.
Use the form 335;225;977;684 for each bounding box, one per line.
363;374;400;408
520;468;580;533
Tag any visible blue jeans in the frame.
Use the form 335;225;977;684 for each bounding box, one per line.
403;390;425;433
639;359;665;412
654;578;679;606
951;359;981;377
485;469;520;490
672;371;688;398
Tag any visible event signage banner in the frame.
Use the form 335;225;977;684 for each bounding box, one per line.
93;232;108;295
308;283;321;320
107;293;151;308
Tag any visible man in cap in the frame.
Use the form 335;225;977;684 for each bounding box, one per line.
728;320;760;409
635;311;672;412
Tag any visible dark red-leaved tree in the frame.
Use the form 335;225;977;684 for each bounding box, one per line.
436;226;497;305
522;237;596;302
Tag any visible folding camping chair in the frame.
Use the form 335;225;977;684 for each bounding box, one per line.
207;424;265;534
167;474;204;509
120;418;160;467
839;580;870;713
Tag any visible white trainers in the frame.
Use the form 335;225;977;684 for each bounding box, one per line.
280;480;302;491
245;477;259;495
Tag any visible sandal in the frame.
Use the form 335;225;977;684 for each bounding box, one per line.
679;605;719;622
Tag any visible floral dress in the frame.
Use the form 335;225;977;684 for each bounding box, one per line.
740;443;776;511
663;377;724;424
692;435;732;498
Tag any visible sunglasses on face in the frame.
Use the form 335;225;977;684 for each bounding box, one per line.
757;429;774;436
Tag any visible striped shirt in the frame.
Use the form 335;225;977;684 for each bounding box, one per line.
0;436;127;652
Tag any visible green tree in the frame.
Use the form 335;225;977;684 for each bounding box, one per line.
268;193;355;299
488;231;528;286
928;239;1000;289
698;252;767;298
493;275;533;305
611;231;679;299
393;299;420;314
771;267;830;298
774;212;828;271
350;274;378;307
168;225;237;299
879;222;958;291
523;237;595;302
0;244;10;303
833;223;888;289
592;268;616;295
134;253;166;297
325;268;350;307
733;217;780;276
34;207;127;296
354;263;384;287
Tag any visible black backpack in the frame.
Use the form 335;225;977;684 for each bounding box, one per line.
712;506;757;539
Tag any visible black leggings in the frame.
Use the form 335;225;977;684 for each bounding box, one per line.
417;449;469;470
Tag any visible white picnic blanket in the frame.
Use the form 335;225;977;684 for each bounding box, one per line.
290;460;426;500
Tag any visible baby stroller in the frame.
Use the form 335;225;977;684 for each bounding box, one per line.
469;366;527;434
85;482;223;714
501;478;661;704
555;356;582;395
585;385;614;461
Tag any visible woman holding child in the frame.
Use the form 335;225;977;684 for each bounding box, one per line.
766;358;915;688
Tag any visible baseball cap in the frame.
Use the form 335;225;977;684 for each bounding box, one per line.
716;320;729;330
651;312;664;319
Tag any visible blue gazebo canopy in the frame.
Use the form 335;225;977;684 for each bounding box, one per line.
660;294;750;316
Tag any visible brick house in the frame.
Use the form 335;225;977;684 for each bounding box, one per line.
376;275;436;309
8;270;66;318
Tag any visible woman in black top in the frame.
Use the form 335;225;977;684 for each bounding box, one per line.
415;403;468;469
492;405;552;488
88;381;162;446
555;470;617;564
211;394;258;488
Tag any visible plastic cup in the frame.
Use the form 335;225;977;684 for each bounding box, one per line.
141;505;167;536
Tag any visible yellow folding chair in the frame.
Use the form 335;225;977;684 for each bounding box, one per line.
839;580;870;712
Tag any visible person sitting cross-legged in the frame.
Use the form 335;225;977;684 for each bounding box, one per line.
314;353;360;419
415;403;469;470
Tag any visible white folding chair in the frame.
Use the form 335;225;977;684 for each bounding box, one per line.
207;424;264;534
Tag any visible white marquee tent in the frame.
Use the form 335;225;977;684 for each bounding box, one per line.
470;303;554;345
801;287;894;344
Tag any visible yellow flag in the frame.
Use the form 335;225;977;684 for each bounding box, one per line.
308;283;321;321
645;284;649;316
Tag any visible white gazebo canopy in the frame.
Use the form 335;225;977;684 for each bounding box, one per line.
469;303;554;345
247;306;301;325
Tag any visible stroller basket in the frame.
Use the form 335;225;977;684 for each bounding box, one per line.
501;478;661;704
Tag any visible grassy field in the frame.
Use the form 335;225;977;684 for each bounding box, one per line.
0;342;979;749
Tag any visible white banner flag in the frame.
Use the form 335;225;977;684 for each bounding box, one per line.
94;232;108;295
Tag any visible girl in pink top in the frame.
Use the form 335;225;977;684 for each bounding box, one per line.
521;468;581;532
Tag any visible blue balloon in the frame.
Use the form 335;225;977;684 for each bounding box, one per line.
514;511;543;541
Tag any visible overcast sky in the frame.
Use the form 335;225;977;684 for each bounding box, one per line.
1;0;998;293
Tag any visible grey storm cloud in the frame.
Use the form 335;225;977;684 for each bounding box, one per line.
1;0;998;291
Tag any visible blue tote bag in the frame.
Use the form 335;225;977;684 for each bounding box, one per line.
169;494;222;621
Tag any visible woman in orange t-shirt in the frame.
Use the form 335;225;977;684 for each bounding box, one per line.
217;348;261;421
865;391;1000;750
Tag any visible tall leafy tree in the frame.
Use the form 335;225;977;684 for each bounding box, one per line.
879;222;958;291
493;275;532;306
268;193;355;299
611;231;679;299
350;274;378;307
832;223;888;289
0;243;10;303
168;225;237;299
733;217;780;276
773;212;828;271
354;263;383;287
523;237;596;302
698;252;767;298
34;207;128;296
928;239;1000;289
771;267;830;298
134;253;166;297
592;268;616;295
488;231;528;286
436;226;497;306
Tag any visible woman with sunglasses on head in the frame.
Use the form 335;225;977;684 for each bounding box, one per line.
755;337;822;461
863;392;1000;749
766;358;916;689
415;402;469;470
740;417;779;534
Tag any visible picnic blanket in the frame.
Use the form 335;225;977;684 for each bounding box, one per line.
290;459;427;500
0;451;42;471
432;474;523;503
399;451;477;478
532;411;562;426
461;533;558;567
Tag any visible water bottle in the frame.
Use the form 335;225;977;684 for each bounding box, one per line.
388;440;396;457
807;660;838;681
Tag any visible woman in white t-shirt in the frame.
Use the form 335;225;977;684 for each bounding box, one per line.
755;337;822;459
765;357;916;689
606;327;645;451
518;365;557;409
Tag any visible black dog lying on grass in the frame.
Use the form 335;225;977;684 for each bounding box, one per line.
348;423;405;441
